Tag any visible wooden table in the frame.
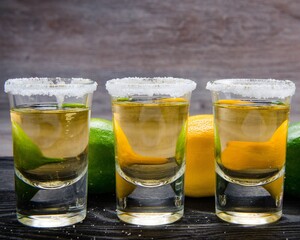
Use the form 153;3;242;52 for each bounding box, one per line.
0;157;299;240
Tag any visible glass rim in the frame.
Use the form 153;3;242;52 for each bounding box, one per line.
106;77;197;97
4;77;98;97
206;78;296;99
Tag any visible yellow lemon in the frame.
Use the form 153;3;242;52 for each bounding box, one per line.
184;115;215;197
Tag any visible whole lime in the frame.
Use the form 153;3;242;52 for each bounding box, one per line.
285;122;300;197
88;118;115;194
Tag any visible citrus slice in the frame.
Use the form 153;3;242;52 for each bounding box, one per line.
221;120;287;171
264;175;284;199
12;122;62;170
116;172;136;198
114;119;168;166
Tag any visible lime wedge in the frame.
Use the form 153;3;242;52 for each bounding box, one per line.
61;103;86;108
12;122;63;170
175;123;187;165
15;175;38;202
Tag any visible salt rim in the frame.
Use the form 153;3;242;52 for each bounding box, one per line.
206;79;296;99
105;77;197;97
4;77;97;97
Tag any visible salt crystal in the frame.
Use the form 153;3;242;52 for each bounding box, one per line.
106;77;196;97
206;79;295;99
4;77;97;98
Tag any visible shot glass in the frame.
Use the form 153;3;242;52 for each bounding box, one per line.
106;77;196;226
206;79;296;225
4;77;97;228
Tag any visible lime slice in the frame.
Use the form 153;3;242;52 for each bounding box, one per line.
175;123;187;165
61;103;86;108
12;122;63;170
15;175;38;202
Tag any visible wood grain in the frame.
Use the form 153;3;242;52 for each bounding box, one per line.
0;158;300;239
1;0;300;156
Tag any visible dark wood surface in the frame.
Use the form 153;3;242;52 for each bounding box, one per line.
2;0;300;156
0;157;300;240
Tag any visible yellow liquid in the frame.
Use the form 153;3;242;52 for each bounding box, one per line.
112;98;189;187
214;100;289;185
11;104;90;189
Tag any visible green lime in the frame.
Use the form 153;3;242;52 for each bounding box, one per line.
88;118;115;194
12;121;62;202
285;122;300;197
15;175;38;203
12;122;62;171
175;123;186;165
61;103;86;108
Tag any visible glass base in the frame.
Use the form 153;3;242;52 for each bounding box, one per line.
216;210;281;225
117;209;183;226
15;171;87;228
17;210;86;228
116;173;185;226
215;171;284;225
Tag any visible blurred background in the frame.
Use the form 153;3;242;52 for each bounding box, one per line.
1;0;300;156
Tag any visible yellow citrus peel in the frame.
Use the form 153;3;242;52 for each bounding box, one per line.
113;119;168;166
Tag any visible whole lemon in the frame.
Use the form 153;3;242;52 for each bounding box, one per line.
88;118;115;194
184;115;215;197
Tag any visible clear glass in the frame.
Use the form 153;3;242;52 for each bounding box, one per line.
106;77;196;226
4;77;97;228
206;79;296;225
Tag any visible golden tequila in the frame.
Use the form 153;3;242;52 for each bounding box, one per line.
11;104;89;188
215;100;289;185
113;99;188;187
11;104;90;227
214;100;289;224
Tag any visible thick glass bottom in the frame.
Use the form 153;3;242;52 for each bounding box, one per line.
117;210;183;226
216;210;281;225
15;171;87;228
17;210;86;228
116;173;185;226
215;172;284;225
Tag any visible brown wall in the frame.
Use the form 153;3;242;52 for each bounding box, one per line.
1;0;300;156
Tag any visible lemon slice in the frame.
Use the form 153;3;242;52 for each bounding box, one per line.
114;119;168;166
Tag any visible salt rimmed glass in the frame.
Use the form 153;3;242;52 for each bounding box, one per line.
4;77;97;228
206;78;296;225
106;77;196;226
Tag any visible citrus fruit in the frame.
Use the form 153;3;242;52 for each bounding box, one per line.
12;121;62;170
116;172;136;199
88;118;115;194
285;122;300;197
220;120;288;198
113;118;167;166
221;120;287;171
184;115;215;197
